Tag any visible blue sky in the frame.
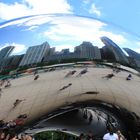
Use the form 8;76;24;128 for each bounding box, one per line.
0;0;140;54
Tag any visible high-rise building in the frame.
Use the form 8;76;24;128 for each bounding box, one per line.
19;42;50;66
123;48;140;68
123;48;140;61
61;49;70;54
48;47;55;56
0;46;15;68
39;47;55;62
1;56;13;69
100;46;116;61
2;54;24;69
45;42;101;62
100;37;129;64
46;52;78;62
11;55;24;67
0;46;14;59
74;41;101;60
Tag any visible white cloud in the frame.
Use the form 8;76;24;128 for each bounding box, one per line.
24;25;38;31
0;0;72;21
133;42;140;53
89;3;101;17
136;41;140;46
43;16;127;48
100;31;127;45
0;14;129;54
83;0;91;4
22;15;53;26
0;15;54;29
0;2;31;21
0;43;27;55
127;41;140;53
0;16;35;28
133;48;140;53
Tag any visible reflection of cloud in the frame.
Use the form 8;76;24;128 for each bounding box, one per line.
0;14;130;53
89;3;101;17
131;41;140;53
136;41;140;46
133;48;140;53
133;42;140;53
43;16;127;48
0;16;36;28
0;43;27;55
0;0;72;21
100;31;127;45
24;25;38;31
0;2;30;21
22;15;53;26
83;0;91;4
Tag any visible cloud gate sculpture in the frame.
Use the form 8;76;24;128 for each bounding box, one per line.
0;14;140;140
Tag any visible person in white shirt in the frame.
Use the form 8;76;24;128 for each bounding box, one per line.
103;127;119;140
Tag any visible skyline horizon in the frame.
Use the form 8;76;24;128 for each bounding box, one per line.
1;37;140;57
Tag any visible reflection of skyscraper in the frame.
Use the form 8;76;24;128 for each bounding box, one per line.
123;48;140;61
100;46;116;61
0;46;15;68
123;48;140;68
100;37;129;64
19;42;50;66
2;55;24;69
74;41;101;60
48;47;55;56
61;49;69;54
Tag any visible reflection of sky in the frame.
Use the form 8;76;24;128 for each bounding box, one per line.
0;14;140;54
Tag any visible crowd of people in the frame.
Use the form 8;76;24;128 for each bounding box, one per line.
0;114;27;130
65;68;88;78
102;68;133;81
0;131;33;140
64;67;133;81
0;128;126;140
0;79;12;97
76;127;126;140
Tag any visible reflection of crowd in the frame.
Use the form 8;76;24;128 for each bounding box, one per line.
0;131;32;140
76;131;95;140
76;68;88;77
65;68;88;78
76;128;126;140
65;70;77;77
79;108;127;140
13;99;26;108
126;74;132;81
0;79;12;98
0;79;11;89
0;114;27;130
59;83;72;91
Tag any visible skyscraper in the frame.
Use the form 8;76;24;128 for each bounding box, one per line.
123;48;140;68
74;41;101;60
100;37;129;64
19;42;50;66
0;46;15;68
123;48;140;61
